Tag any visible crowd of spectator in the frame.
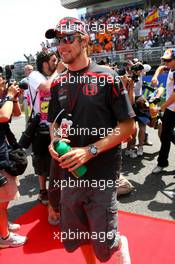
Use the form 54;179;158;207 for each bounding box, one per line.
79;3;175;54
1;3;175;82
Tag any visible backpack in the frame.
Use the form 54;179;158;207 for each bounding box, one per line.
4;123;28;176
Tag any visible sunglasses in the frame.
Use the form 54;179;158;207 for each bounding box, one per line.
54;35;81;46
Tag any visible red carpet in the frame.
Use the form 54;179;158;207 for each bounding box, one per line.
0;204;175;264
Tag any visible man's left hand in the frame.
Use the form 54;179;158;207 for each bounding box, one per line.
58;147;92;171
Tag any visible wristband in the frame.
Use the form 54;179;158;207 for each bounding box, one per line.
5;95;14;102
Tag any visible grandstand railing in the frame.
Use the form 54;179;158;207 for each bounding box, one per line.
90;45;175;65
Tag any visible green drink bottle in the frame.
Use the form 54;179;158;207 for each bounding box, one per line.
54;140;87;177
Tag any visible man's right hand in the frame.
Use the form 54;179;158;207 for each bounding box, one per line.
48;137;70;162
56;61;67;73
49;139;60;161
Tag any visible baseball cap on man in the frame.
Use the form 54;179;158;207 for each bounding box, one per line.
161;48;175;60
45;17;88;39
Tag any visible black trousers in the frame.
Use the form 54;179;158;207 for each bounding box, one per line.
158;108;175;167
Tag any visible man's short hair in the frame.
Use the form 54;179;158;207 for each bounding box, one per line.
24;64;33;71
36;51;55;73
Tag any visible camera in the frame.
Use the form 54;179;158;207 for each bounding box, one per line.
130;63;144;82
18;80;29;90
18;113;41;149
0;173;8;187
130;63;144;72
8;79;28;90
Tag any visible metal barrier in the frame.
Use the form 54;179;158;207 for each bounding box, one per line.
91;45;175;65
12;45;175;81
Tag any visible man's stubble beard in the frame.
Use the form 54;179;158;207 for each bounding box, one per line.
62;48;82;65
47;65;57;76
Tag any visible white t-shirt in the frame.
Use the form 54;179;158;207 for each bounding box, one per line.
28;71;50;123
166;70;175;112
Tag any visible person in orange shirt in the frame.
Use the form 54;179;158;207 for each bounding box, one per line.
105;41;113;52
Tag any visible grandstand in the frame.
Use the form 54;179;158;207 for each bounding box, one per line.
60;0;175;69
2;1;174;80
61;0;144;10
60;0;174;11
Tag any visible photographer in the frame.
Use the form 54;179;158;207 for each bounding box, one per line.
130;60;152;157
0;74;27;248
118;63;138;159
26;50;66;223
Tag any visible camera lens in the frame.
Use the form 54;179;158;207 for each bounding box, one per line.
0;174;8;187
18;80;29;90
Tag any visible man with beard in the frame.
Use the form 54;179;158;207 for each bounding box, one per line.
46;17;135;263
